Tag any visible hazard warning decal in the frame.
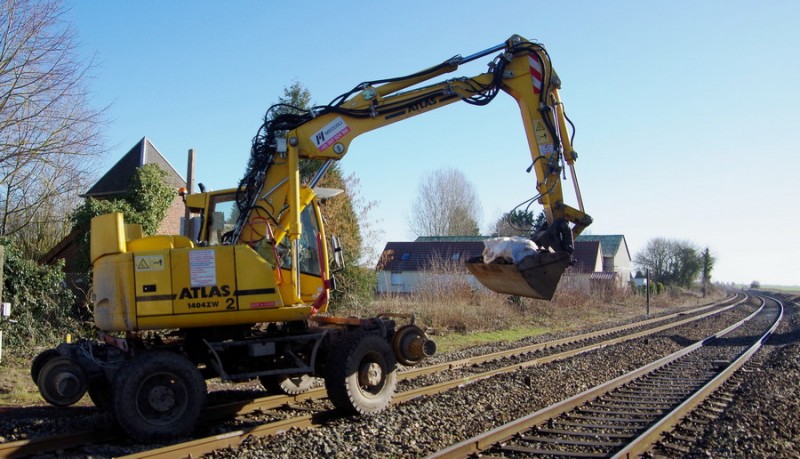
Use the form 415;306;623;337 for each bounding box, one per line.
311;116;351;152
534;120;550;145
135;255;165;272
529;55;542;95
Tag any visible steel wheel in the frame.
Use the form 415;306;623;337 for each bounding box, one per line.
112;351;206;441
30;349;61;384
324;334;397;415
37;356;87;407
259;373;318;395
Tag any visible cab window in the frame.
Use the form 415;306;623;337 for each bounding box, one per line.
206;193;237;245
279;205;322;277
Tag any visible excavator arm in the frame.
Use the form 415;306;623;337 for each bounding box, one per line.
233;34;592;302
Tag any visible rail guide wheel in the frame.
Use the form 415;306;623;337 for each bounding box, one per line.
260;373;318;395
324;333;397;415
30;349;61;384
112;351;207;442
37;356;88;407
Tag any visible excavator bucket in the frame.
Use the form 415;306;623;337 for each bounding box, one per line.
465;251;572;300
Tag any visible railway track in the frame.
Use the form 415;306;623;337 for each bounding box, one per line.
0;294;751;458
429;294;783;458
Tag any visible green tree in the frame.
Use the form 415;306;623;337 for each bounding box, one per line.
269;82;376;310
700;247;715;297
70;164;175;271
493;209;545;237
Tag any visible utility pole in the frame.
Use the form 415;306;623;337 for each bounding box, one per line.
184;149;196;237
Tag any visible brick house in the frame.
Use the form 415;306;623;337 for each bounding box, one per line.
41;137;186;275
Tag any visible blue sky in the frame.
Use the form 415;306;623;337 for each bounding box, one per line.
66;1;799;286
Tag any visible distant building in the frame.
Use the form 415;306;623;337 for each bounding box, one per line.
375;237;486;294
376;234;633;294
41;137;186;275
575;234;633;289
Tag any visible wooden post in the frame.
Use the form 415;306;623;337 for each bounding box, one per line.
646;268;650;316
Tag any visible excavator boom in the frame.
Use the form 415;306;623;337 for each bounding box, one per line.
234;34;592;300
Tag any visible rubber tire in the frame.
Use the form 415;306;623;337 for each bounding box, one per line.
112;351;206;442
324;334;397;415
258;374;283;394
87;377;112;411
37;357;87;407
30;349;61;384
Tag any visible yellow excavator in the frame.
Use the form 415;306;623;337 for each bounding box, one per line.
31;34;591;441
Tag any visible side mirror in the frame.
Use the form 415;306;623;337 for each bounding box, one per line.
330;235;345;270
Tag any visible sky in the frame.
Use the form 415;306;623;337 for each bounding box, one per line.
64;0;799;287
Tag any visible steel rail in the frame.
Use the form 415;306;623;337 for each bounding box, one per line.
124;295;748;459
427;294;775;458
611;295;784;458
0;294;742;459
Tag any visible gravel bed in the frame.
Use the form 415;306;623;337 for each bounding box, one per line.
0;299;722;443
679;296;800;458
206;300;769;458
4;293;795;459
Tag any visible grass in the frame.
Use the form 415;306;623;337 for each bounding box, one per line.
432;326;551;354
0;360;43;407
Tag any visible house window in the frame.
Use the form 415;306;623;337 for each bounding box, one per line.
451;253;460;261
400;253;411;260
390;272;403;286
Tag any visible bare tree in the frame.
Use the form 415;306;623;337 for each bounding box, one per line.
0;0;105;255
634;237;703;288
409;168;482;237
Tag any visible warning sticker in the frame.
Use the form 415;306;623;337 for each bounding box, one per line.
534;121;549;144
310;116;351;152
539;144;555;156
189;250;216;287
135;255;164;272
250;301;277;309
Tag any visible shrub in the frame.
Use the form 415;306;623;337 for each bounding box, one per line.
0;241;88;359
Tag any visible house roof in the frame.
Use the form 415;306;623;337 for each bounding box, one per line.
83;137;185;197
572;240;603;273
376;241;485;272
576;234;631;260
414;236;491;242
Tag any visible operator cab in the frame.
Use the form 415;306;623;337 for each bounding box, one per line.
183;187;333;286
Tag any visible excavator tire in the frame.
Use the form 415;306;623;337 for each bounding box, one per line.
87;377;112;411
112;351;206;442
324;333;397;415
